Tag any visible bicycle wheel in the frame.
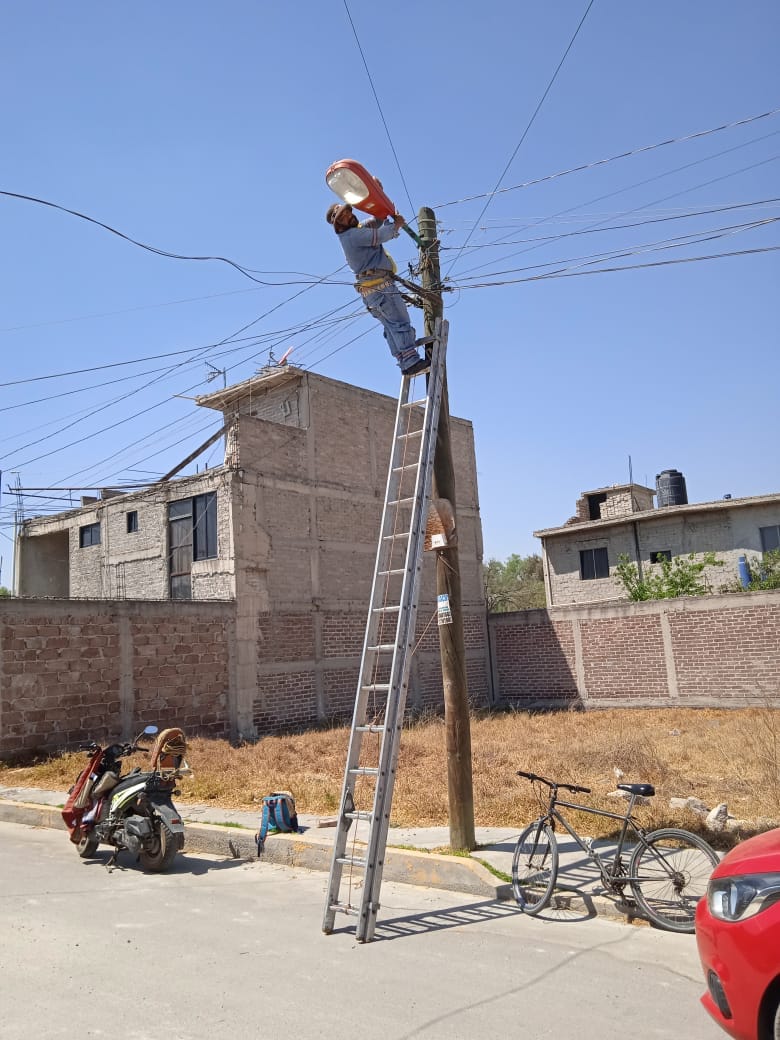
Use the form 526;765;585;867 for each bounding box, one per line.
512;820;558;915
629;828;719;933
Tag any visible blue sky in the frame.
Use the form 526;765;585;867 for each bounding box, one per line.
1;1;778;584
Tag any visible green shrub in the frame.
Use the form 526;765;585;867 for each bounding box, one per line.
616;552;723;602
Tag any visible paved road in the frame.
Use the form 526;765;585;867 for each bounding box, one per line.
0;822;719;1040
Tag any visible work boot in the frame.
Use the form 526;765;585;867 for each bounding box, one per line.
401;357;430;377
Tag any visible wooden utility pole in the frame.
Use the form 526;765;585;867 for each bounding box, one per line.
417;206;475;851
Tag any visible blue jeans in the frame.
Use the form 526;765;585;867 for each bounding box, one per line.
363;284;418;365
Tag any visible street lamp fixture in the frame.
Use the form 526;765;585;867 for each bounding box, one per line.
325;158;421;246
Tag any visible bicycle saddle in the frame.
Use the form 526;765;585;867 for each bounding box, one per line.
617;782;655;797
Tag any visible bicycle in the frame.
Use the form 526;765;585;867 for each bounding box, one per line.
512;769;720;933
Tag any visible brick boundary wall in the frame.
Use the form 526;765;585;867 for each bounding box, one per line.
0;600;235;759
0;600;491;759
488;590;780;709
5;590;775;759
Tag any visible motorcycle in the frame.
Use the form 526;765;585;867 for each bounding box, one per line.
62;725;189;872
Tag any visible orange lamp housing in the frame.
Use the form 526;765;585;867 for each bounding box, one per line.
325;159;396;221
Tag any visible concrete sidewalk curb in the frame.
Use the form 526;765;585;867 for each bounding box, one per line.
0;797;510;899
0;797;633;924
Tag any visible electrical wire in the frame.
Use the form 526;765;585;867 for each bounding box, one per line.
454;244;780;289
434;107;780;211
446;0;596;274
0;284;268;335
0;262;358;467
342;0;416;219
439;197;780;251
453;140;780;281
49;299;369;488
0;188;332;288
0;298;360;390
451;217;780;284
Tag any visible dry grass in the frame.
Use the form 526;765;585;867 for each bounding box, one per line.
2;707;779;843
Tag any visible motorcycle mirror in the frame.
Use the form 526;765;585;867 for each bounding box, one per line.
143;725;159;735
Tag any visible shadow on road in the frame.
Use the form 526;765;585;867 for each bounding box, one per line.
77;849;246;876
328;898;524;943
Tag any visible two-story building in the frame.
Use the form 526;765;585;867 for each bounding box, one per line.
535;472;780;606
12;365;491;736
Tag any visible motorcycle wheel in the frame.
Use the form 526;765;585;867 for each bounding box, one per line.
77;832;100;858
139;819;178;872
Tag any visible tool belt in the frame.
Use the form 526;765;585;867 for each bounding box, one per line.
355;268;394;295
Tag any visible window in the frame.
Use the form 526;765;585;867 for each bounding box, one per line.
579;547;609;580
126;511;138;533
79;522;101;547
193;492;217;560
650;550;672;564
168;492;218;599
760;525;780;553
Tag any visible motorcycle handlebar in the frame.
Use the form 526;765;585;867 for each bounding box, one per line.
77;739;149;757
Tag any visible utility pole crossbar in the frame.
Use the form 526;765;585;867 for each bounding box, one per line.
322;319;449;943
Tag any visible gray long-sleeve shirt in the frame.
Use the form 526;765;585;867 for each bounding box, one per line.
336;218;400;278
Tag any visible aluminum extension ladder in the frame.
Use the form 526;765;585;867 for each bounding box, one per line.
322;318;448;942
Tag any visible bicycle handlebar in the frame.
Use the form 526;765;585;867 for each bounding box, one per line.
516;769;591;795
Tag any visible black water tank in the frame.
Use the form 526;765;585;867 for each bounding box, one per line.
656;469;688;507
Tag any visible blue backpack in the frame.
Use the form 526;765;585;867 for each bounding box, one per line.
255;791;300;855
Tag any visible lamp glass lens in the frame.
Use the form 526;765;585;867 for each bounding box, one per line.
327;168;369;205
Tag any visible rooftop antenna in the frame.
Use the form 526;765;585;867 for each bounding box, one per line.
205;363;227;389
205;365;227;460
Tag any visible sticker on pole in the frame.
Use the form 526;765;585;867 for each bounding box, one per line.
437;593;453;626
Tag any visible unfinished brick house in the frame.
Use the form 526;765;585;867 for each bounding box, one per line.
11;366;490;743
535;472;780;607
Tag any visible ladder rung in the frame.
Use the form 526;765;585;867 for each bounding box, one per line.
328;902;361;918
323;320;447;942
337;855;367;867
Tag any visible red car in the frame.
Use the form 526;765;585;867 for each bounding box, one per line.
695;827;780;1039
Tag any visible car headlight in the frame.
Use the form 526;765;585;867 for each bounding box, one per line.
708;873;780;922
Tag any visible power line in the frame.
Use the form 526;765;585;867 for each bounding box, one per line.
440;197;780;251
452;216;779;284
0;285;267;335
0;188;332;288
454;244;780;288
453;140;780;280
446;0;596;274
342;0;416;218
435;107;780;211
0;298;361;390
20;297;364;482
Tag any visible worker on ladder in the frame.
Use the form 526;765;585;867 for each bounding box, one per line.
326;203;430;377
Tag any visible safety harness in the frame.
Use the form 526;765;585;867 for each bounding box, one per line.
354;267;395;295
